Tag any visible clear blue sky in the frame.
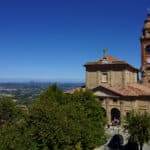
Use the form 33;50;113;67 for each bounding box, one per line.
0;0;149;82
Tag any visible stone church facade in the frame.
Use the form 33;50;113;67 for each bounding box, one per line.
67;14;150;124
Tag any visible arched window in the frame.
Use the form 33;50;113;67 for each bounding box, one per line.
146;45;150;55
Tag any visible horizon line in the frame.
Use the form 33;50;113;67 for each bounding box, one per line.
0;78;85;83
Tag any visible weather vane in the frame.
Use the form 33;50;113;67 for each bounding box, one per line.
103;48;107;58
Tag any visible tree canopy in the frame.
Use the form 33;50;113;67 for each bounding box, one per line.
0;84;107;150
124;111;150;150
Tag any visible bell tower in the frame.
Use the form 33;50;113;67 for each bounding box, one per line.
141;14;150;87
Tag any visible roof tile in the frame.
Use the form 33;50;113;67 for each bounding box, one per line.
100;83;150;96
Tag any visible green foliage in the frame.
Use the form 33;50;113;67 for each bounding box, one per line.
69;90;107;149
27;86;107;149
0;123;38;150
39;84;67;104
0;98;38;150
124;111;150;150
0;97;21;126
0;84;107;150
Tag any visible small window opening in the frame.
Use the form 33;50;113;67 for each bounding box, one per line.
102;72;108;83
113;99;118;102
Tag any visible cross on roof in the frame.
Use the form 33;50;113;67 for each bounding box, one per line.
103;48;107;58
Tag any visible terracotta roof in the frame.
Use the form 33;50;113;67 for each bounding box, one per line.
84;55;139;72
97;55;119;62
65;83;150;97
85;55;124;65
64;86;86;94
121;83;150;96
96;83;150;97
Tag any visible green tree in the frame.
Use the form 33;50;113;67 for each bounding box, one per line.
27;85;107;149
70;90;107;149
124;111;150;150
0;122;38;150
0;97;21;126
0;98;38;150
0;85;107;150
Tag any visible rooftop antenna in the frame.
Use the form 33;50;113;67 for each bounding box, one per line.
103;48;107;58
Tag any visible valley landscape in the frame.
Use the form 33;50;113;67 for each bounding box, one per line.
0;82;84;105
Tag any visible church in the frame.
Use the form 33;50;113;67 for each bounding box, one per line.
66;14;150;125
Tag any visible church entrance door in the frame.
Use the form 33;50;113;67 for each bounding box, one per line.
111;108;120;125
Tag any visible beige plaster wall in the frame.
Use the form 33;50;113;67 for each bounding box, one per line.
86;71;98;89
86;69;138;89
100;98;150;124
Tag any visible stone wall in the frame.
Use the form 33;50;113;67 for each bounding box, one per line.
100;97;150;124
86;71;98;89
86;68;137;89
